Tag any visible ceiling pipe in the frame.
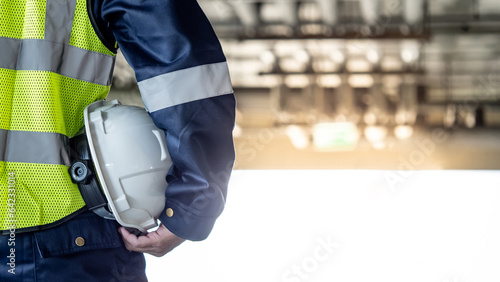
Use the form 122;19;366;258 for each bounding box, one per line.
404;0;425;26
359;0;381;26
231;1;260;27
277;1;299;26
316;0;339;26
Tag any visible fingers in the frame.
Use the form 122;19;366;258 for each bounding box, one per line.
118;225;185;257
119;227;143;252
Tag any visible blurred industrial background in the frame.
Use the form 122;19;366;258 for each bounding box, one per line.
108;0;500;169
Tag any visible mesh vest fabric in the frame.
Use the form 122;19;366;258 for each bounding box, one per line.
0;0;116;233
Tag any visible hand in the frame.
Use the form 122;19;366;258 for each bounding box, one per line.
119;224;186;257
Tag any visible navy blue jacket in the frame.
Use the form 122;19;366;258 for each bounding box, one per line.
1;1;233;280
92;0;236;241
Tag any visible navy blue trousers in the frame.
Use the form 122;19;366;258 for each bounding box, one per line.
0;211;147;281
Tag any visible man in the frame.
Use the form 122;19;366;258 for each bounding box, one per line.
0;0;235;281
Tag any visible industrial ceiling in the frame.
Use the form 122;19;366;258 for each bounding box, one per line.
110;0;500;169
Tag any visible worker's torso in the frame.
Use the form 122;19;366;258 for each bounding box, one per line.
0;0;116;233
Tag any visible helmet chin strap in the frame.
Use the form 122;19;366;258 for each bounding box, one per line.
92;206;116;220
68;131;115;220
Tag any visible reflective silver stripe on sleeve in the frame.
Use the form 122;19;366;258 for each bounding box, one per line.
0;38;115;86
138;62;233;112
0;129;70;166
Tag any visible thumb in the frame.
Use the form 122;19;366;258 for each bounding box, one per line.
119;227;139;246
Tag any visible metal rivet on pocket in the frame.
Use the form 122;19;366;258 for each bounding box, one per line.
75;237;85;247
166;208;174;217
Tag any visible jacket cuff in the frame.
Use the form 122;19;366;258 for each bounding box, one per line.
158;200;222;241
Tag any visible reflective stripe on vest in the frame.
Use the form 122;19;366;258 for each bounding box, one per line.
0;0;116;233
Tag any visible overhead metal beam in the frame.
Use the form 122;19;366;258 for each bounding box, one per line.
259;70;426;76
235;26;430;40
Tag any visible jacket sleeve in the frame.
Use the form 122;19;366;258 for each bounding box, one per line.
98;0;235;241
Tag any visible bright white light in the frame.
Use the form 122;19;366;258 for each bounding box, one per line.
312;59;338;72
364;125;387;143
330;49;345;64
366;49;380;64
274;40;303;57
348;74;374;88
381;56;403;71
394;125;414;140
317;75;341;88
280;58;307;73
346;58;372;72
465;112;476;129
259;50;276;64
444;104;457;128
286;125;310;149
284;75;310;88
294;49;310;63
233;124;243;138
231;74;280;88
401;49;417;63
400;42;420;63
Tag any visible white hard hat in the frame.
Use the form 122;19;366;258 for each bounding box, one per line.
70;100;172;233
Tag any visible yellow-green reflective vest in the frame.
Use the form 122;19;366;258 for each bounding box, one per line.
0;0;116;233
